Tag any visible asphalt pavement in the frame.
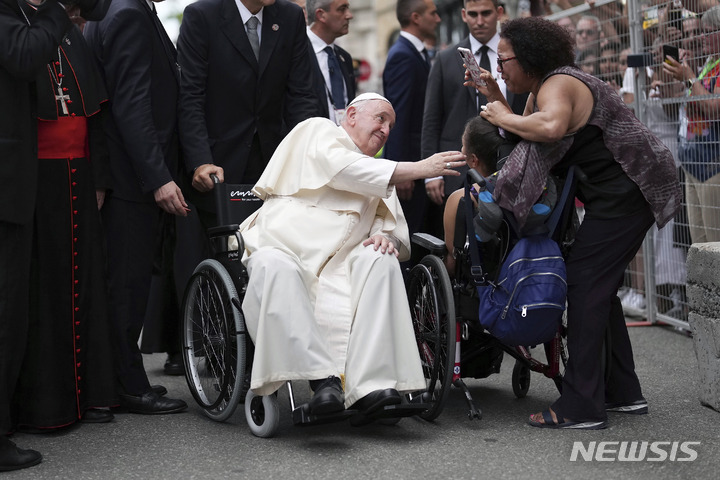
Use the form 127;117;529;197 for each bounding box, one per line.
5;322;719;480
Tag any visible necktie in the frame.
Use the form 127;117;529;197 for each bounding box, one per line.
324;46;345;110
476;45;491;113
246;16;260;61
421;48;431;68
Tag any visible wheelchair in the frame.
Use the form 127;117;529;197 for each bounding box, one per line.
181;177;429;437
405;166;611;421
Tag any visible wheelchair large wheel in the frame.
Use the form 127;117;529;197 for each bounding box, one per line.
406;255;456;421
182;259;246;422
245;390;280;438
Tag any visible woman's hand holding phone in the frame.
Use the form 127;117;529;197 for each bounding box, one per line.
463;65;499;98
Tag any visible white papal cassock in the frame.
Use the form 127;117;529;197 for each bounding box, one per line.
239;118;426;406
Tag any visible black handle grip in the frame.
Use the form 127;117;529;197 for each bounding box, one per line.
467;169;486;188
210;174;220;185
574;166;588;184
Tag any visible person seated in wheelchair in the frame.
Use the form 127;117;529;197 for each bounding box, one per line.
239;93;466;417
442;117;557;274
440;117;563;333
442;117;514;276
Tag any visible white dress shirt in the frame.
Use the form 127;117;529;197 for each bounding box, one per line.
399;31;425;54
307;27;348;124
235;0;264;47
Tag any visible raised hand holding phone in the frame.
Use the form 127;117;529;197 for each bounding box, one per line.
458;47;486;87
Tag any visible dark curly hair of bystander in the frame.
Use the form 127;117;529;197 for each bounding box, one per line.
499;17;577;80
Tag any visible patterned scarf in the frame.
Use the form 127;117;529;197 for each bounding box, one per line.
493;66;682;229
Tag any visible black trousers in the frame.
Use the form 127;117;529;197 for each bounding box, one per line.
552;206;655;422
102;196;160;396
0;219;33;433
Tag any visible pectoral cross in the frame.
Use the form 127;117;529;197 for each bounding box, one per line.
56;85;71;115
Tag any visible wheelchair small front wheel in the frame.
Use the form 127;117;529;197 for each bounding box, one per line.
245;390;280;438
512;361;531;398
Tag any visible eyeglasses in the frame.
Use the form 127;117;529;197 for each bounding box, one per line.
577;28;598;36
497;56;517;71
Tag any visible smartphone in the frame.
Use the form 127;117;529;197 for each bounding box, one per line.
663;44;680;64
457;47;487;87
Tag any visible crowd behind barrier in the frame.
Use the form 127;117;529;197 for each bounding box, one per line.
547;0;720;331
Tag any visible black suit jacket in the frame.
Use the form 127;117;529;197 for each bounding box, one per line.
85;0;180;203
382;35;431;236
308;41;355;118
422;38;529;195
0;0;108;225
383;35;429;163
177;0;318;191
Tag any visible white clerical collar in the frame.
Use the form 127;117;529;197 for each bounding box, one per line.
307;27;334;54
469;31;500;56
235;0;264;26
399;31;425;53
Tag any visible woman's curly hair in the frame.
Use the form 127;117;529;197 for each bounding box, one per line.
499;17;576;79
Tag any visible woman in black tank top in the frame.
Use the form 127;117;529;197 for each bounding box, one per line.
461;17;679;429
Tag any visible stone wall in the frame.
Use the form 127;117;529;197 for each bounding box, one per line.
686;243;720;412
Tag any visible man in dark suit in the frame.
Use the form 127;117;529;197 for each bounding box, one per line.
306;0;355;123
84;0;189;415
383;0;440;245
178;0;318;219
0;0;109;470
422;0;528;201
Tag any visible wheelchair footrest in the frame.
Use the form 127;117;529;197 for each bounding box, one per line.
350;403;430;427
292;403;358;426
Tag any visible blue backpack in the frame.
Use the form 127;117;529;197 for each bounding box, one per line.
463;168;579;347
476;236;566;346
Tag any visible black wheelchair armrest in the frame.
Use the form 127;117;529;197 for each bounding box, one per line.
412;233;447;257
208;224;240;237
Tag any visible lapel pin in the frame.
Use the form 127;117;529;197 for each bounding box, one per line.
272;24;279;31
65;37;71;45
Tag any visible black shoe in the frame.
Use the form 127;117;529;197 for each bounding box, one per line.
80;409;114;423
238;372;251;404
0;439;42;472
120;391;188;414
150;385;168;396
605;398;648;415
349;388;402;416
308;376;344;414
164;353;184;376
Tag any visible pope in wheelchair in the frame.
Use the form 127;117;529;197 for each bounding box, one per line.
238;93;466;418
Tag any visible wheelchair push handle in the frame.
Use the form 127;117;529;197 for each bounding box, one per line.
466;169;486;189
210;173;221;185
573;166;588;184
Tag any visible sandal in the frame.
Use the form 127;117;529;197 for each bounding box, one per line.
527;409;607;430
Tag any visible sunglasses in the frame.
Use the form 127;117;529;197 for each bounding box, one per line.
497;56;517;71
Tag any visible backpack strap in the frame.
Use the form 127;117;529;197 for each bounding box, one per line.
464;173;487;286
546;165;580;239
